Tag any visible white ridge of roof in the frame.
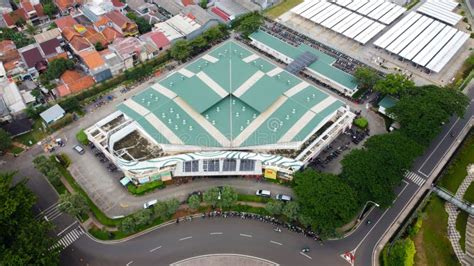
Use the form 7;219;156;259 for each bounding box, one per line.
332;13;362;33
312;4;341;24
398;21;445;60
373;12;420;49
411;26;457;66
306;1;332;19
334;0;352;7
426;0;458;11
368;2;394;21
358;0;384;16
291;0;320;14
343;17;374;39
426;31;469;72
354;22;385;44
346;0;368;11
379;5;406;24
300;1;328;19
417;1;462;25
386;16;433;55
321;8;352;28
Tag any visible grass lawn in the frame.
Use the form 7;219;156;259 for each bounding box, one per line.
10;146;24;154
413;196;458;266
464;182;474;203
439;132;474;193
264;0;303;19
456;211;468;252
237;194;273;203
127;180;165;196
14;119;48;146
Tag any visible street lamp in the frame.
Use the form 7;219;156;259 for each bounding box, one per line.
357;201;380;221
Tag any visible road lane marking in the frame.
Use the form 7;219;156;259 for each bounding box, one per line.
239;234;252;238
210;232;223;235
179;236;192;241
270;240;282;245
149;246;162;252
57;221;78;236
126;261;133;266
299;252;312;260
354;180;409;252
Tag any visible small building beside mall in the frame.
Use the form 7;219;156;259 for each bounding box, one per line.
86;40;355;185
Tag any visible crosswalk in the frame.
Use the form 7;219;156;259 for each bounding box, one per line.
36;202;63;222
405;171;425;186
51;226;85;251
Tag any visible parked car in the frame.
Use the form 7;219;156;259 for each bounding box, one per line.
275;194;292;202
143;199;158;209
73;145;85;155
256;189;271;197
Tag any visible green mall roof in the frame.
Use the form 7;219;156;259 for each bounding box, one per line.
116;40;346;148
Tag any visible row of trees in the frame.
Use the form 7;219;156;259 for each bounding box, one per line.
264;201;300;222
170;25;229;62
0;172;60;264
33;155;64;189
0;27;34;48
119;199;179;234
231;12;264;38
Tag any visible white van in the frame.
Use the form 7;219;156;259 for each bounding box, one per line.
256;189;271;197
143;199;158;209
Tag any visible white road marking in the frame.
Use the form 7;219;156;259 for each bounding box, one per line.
210;232;223;235
270;240;283;245
149;246;162;252
354;181;409;251
239;234;252;238
57;221;78;236
126;261;133;266
179;236;192;241
299;252;312;260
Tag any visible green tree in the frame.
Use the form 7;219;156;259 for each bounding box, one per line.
26;24;37;35
294;169;359;237
40;58;75;87
353;66;381;90
199;0;207;9
0;128;12;153
58;193;89;217
341;132;423;207
219;186;237;208
202;26;225;43
133;209;153;227
0;172;60;264
165;199;180;216
373;73;415;95
384;238;416;266
119;216;136;233
235;12;263;38
42;0;58;18
189;36;208;55
265;201;283;216
94;41;105;51
188;194;201;210
0;27;34;48
153;201;169;220
170;40;191;62
388;85;469;146
203;187;220;207
126;12;151;34
282;201;299;221
33;155;62;188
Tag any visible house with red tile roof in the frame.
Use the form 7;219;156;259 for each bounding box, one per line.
55;70;95;97
105;10;138;36
0;40;25;78
108;37;147;69
78;50;112;82
2;8;28;28
54;15;78;31
111;0;126;12
93;15;123;44
139;31;170;58
54;0;82;15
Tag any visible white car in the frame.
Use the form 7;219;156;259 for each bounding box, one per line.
143;199;158;209
275;194;292;202
256;190;271;197
73;145;85;155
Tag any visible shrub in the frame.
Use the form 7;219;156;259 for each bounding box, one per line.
127;180;165;195
76;129;89;145
354;117;369;129
49;113;73;131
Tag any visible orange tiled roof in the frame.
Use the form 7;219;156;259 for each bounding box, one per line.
94;16;112;28
78;50;105;69
68;75;95;93
34;4;45;17
60;69;82;83
55;0;82;11
21;0;34;13
55;15;78;31
61;27;79;41
83;26;107;47
69;36;91;52
3;8;28;27
101;27;122;43
47;52;68;62
57;70;95;97
182;0;194;6
105;10;133;28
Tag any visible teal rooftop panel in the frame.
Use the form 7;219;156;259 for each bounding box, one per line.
289;86;329;110
239;75;290;113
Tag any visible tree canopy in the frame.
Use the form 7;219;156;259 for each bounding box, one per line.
353;66;381;90
373;73;414;95
203;186;237;209
0;128;12;153
58;193;89;217
234;12;263;38
293;169;359;237
0;172;60;265
388;85;469;146
170;40;192;62
126;12;151;34
384;239;416;266
39;58;75;88
341;132;423;207
0;27;34;48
